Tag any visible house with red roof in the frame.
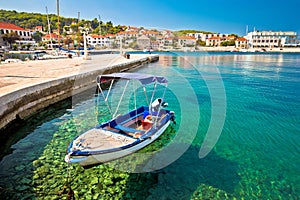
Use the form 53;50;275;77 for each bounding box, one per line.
0;22;32;40
178;36;196;47
235;37;249;48
42;33;59;43
116;31;139;39
86;34;114;48
35;26;43;33
206;36;222;46
161;37;174;49
143;31;160;38
206;35;236;47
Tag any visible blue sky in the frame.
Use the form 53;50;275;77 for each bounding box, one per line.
1;0;300;36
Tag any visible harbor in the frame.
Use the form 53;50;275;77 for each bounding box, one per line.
0;53;159;130
0;52;299;199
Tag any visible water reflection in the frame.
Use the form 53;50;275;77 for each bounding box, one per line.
158;53;297;81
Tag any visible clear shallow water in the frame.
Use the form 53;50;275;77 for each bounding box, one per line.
0;52;299;199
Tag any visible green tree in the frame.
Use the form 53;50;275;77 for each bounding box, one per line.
220;40;235;46
32;32;42;42
2;32;20;48
12;43;18;50
229;33;239;39
197;40;206;46
91;18;99;30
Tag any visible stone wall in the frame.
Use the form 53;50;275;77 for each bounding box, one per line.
0;55;158;130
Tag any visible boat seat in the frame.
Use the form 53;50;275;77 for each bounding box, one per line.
114;124;145;135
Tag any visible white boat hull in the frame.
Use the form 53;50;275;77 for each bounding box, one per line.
69;121;170;167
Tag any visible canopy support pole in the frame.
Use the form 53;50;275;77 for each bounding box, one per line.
113;80;129;118
149;82;157;116
153;84;168;128
97;79;114;117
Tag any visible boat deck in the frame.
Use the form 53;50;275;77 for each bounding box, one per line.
72;128;136;151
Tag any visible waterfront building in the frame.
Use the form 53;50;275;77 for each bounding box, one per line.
143;31;160;39
246;30;300;48
177;36;196;47
188;33;229;42
149;41;159;50
164;38;174;46
206;36;221;47
42;33;59;43
0;22;33;40
116;31;139;40
0;22;34;48
34;26;44;33
206;36;235;47
137;35;150;50
86;34;113;48
235;37;249;49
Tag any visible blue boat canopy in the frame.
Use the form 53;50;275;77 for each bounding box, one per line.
97;73;168;85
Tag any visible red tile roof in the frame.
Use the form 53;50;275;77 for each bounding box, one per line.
0;22;26;31
178;36;196;40
42;33;58;39
237;37;248;41
117;31;126;35
106;34;115;37
126;31;138;35
89;34;105;39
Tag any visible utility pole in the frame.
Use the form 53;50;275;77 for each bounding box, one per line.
57;0;60;47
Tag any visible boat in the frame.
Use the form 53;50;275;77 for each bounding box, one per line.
65;73;175;167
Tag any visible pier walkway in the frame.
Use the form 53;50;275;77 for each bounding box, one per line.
0;53;158;129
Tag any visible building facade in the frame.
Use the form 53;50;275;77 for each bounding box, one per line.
0;22;32;40
178;36;196;47
0;22;34;48
86;34;113;48
246;31;299;48
137;35;150;50
235;37;249;48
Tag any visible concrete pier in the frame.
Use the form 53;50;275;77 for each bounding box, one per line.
0;54;159;129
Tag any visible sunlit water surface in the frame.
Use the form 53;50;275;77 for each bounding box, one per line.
0;52;299;199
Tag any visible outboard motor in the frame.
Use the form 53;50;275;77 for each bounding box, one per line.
162;102;168;107
170;111;176;124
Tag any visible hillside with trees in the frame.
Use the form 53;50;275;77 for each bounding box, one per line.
173;30;215;36
0;9;125;35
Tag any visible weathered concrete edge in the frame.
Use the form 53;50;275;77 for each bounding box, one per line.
0;55;159;130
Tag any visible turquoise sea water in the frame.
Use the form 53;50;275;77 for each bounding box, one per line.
0;52;299;199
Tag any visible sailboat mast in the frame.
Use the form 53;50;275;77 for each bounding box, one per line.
45;6;53;49
57;0;60;47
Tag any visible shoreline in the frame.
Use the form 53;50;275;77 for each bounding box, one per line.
120;47;300;53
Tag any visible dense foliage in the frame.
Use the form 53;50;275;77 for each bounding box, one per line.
0;9;76;31
220;40;236;46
